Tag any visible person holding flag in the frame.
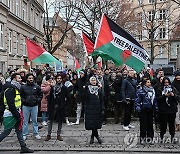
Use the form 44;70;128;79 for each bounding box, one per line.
0;73;34;153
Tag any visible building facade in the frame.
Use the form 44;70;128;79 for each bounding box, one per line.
0;0;44;74
131;0;180;65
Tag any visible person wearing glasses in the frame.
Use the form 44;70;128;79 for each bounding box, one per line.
45;74;70;141
156;77;179;143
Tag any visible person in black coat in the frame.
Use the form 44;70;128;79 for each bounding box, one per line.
85;76;104;144
172;71;180;131
121;70;137;130
156;77;179;143
45;74;70;141
112;72;123;124
74;70;87;124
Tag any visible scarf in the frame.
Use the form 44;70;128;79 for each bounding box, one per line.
11;80;21;91
162;85;173;106
88;85;99;95
53;83;63;99
143;86;155;105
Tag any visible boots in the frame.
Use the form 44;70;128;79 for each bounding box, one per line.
57;135;63;141
94;130;102;144
44;135;51;141
96;136;102;144
20;146;34;153
90;136;94;144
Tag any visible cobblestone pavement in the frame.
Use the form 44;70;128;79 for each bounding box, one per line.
0;121;180;153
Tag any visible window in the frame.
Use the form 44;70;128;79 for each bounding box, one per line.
176;44;180;56
147;47;151;57
159;9;166;20
35;13;39;29
0;23;4;49
159;28;166;39
30;8;34;26
6;0;12;11
149;0;155;3
158;46;165;58
22;36;26;56
9;30;12;54
16;33;20;55
148;11;154;21
148;29;153;39
138;0;143;5
138;31;143;40
22;1;27;21
15;0;19;17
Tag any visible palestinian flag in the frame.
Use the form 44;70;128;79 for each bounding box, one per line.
26;38;62;66
149;68;154;80
81;31;94;55
74;57;81;72
93;14;149;73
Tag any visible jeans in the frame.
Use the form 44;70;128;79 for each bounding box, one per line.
22;105;39;137
42;112;47;122
0;124;26;147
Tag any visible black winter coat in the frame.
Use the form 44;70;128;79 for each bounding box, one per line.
156;86;179;114
85;87;104;130
20;83;42;107
121;77;137;101
47;85;70;121
74;77;87;101
112;77;122;102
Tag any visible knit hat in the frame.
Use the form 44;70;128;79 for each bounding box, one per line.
175;71;180;76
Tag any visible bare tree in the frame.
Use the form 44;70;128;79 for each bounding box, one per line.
137;0;179;64
43;0;80;55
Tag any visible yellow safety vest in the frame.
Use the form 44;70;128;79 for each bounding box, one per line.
4;88;22;109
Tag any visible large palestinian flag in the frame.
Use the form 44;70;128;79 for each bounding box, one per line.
26;38;62;67
81;31;94;55
93;14;149;73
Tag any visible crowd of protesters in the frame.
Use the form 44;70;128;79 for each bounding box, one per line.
0;65;180;152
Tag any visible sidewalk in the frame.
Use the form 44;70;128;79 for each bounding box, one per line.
0;121;180;153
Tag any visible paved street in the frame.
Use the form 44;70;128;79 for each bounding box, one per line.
0;120;180;153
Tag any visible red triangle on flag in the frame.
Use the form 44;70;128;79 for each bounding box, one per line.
82;32;94;55
94;14;114;49
74;57;80;70
26;38;45;61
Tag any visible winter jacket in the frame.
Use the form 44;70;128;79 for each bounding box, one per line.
20;83;42;107
85;87;104;130
135;87;158;112
121;77;137;101
156;86;179;114
112;77;123;102
74;77;88;101
47;85;70;121
172;79;180;102
40;82;51;112
2;83;21;120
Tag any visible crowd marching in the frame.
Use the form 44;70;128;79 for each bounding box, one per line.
0;66;180;153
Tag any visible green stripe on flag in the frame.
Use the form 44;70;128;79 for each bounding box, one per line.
92;43;145;73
